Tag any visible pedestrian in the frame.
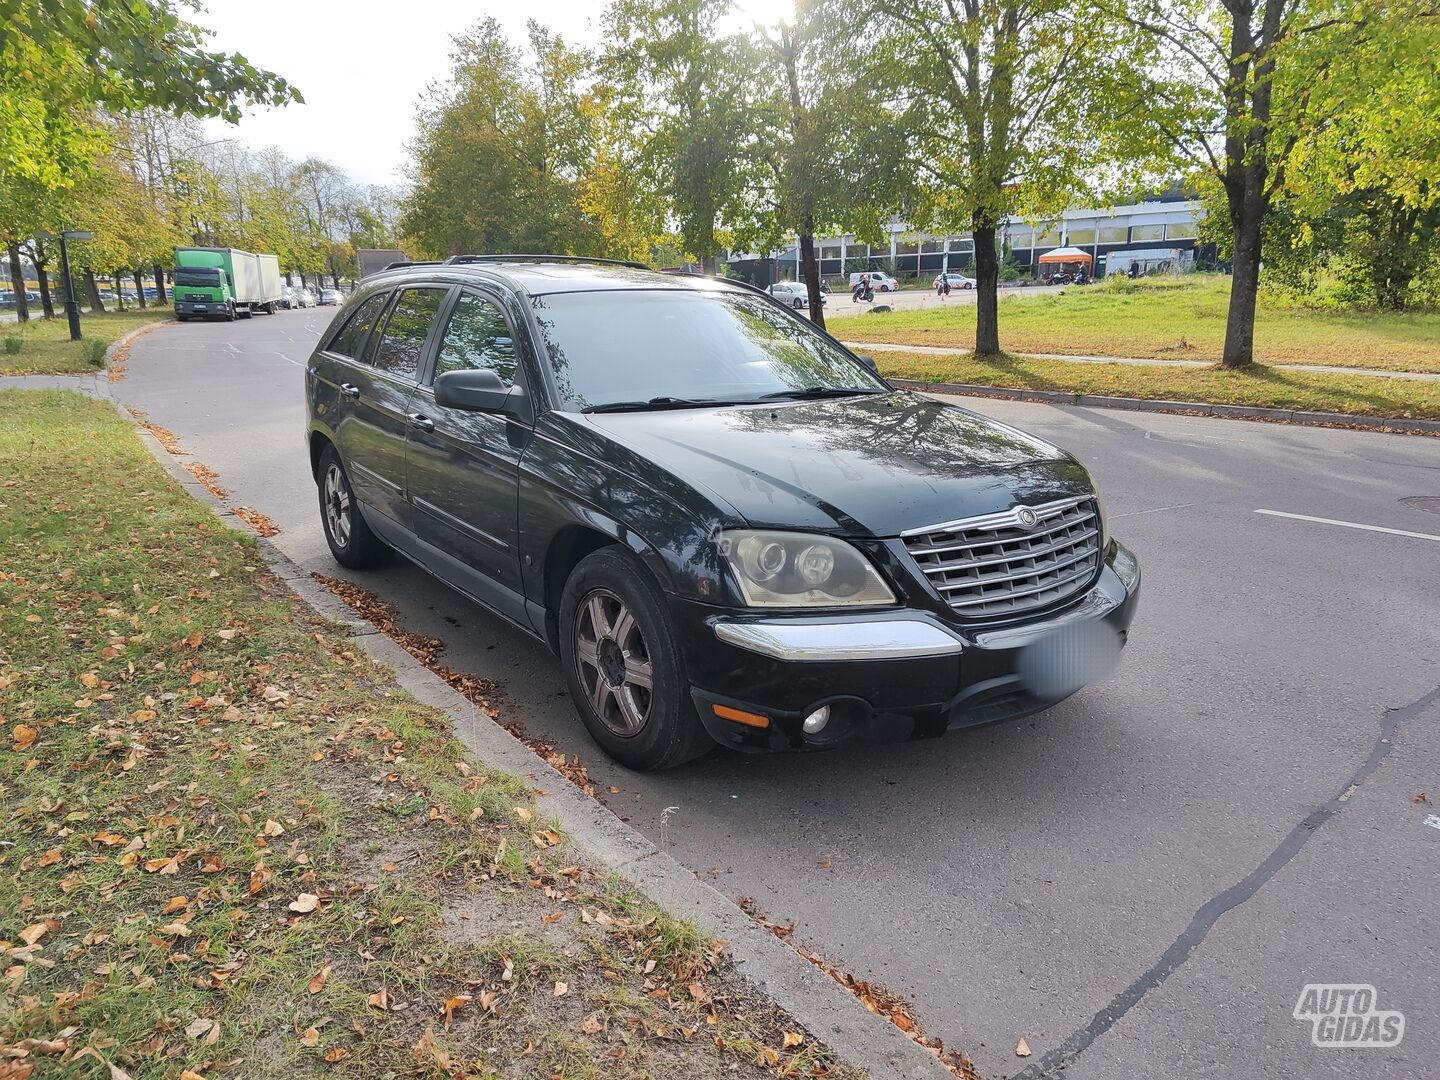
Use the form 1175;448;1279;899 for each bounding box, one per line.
941;275;951;301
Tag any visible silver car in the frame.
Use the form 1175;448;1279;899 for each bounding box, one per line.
766;281;826;310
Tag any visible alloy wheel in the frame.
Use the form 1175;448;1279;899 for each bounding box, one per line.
323;462;352;548
573;588;655;736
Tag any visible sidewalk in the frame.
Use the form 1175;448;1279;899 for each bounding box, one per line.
844;340;1440;383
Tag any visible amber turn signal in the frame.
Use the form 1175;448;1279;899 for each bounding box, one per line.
711;703;770;729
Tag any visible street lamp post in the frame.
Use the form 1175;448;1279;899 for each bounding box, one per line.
56;230;93;342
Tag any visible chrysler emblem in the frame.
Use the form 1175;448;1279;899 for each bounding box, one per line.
1016;506;1038;528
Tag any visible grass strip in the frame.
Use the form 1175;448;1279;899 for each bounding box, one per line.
1;310;174;375
875;350;1440;421
0;389;860;1080
832;277;1440;374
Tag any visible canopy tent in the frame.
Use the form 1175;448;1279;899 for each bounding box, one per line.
1037;246;1094;265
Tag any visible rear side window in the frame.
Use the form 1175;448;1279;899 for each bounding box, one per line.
371;287;448;379
328;293;389;358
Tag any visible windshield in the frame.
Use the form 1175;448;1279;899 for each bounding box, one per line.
529;289;885;411
173;268;222;287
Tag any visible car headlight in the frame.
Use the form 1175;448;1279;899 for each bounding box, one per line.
716;530;896;607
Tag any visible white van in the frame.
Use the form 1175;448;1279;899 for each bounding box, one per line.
847;271;899;292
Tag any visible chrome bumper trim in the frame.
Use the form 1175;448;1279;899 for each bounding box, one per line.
713;617;965;661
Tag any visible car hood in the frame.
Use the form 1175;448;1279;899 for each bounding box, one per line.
579;391;1094;537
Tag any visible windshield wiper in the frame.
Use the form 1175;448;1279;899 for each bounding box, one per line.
581;396;731;414
754;386;885;401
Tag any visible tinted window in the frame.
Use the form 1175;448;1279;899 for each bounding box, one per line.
371;287;447;379
433;293;518;386
328;293;389;359
530;289;884;411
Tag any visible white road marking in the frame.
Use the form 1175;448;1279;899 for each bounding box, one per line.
1255;509;1440;543
1113;502;1196;519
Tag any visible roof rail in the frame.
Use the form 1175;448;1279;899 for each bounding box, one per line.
444;254;652;271
382;260;444;271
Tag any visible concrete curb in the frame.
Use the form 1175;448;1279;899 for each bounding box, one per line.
889;378;1440;437
106;317;173;364
104;395;956;1079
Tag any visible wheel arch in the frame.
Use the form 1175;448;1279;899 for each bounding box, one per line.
308;428;336;480
539;520;681;652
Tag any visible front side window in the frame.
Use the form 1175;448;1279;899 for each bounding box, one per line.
530;289;885;411
432;293;518;387
328;292;389;359
371;287;447;379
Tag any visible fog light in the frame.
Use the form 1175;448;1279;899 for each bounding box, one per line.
802;706;831;734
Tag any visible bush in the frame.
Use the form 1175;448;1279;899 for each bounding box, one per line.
81;338;108;367
3;336;21;355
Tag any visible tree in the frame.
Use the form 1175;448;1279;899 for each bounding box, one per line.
1273;16;1440;309
1114;0;1431;364
601;0;754;272
403;19;606;259
850;0;1134;355
0;0;299;186
741;5;912;330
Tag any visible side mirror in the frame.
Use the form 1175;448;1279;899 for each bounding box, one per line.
855;353;879;374
434;368;521;415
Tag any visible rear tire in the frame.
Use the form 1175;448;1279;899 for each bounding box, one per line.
316;445;389;569
559;548;712;771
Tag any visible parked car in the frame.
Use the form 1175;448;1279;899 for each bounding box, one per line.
933;272;975;290
847;271;899;292
318;288;341;306
304;257;1139;770
766;281;826;309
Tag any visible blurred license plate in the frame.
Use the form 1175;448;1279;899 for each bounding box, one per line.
194;305;207;311
1015;619;1122;700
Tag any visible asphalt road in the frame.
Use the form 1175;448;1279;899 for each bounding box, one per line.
111;310;1439;1079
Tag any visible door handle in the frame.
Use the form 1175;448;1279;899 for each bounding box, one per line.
408;413;435;432
339;382;360;398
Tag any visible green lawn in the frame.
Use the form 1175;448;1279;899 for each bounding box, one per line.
878;350;1440;421
0;307;173;374
0;389;860;1080
833;277;1440;374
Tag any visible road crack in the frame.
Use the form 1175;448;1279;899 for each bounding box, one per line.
1016;683;1440;1078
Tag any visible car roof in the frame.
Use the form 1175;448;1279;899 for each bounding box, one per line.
361;259;754;299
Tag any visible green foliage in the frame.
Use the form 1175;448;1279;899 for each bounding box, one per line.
0;0;299;188
600;0;756;268
80;338;108;367
403;19;613;259
3;336;21;355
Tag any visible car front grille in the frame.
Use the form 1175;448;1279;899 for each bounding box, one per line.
902;497;1102;619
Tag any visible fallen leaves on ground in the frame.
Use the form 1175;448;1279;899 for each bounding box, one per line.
232;506;281;537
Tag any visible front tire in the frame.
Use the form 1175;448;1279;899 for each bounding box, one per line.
559;548;711;771
316;445;389;569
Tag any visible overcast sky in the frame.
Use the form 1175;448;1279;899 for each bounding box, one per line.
196;0;775;189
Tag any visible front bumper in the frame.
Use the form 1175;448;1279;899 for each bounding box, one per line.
678;542;1140;752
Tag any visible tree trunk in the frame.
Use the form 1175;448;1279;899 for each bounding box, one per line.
1222;197;1264;368
6;243;29;323
134;268;147;308
34;250;55;319
799;223;825;333
154;264;167;303
972;220;1001;356
115;273;127;311
85;269;105;313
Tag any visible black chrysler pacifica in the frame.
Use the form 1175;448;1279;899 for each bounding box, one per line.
304;256;1140;770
